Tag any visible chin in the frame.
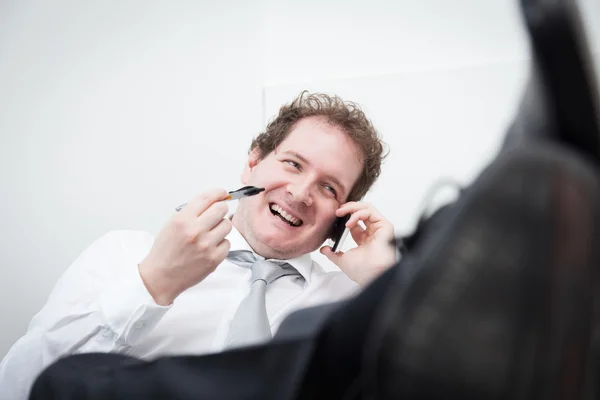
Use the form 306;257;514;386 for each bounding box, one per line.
246;231;302;260
253;232;297;258
245;212;326;258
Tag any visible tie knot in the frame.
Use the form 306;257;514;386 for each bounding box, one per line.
250;259;292;284
227;250;300;285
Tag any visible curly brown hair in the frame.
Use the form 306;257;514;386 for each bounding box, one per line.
250;91;388;201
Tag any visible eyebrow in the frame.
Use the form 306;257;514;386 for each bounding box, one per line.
283;151;347;196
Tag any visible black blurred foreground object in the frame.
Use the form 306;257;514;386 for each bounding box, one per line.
29;0;600;398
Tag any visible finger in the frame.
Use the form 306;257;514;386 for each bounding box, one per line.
345;209;374;229
181;188;229;218
336;201;371;217
320;245;344;266
349;224;367;244
214;238;231;262
349;205;388;229
205;218;233;247
196;201;230;231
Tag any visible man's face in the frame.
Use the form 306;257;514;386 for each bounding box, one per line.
232;116;364;260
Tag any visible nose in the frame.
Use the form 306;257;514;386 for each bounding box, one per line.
287;179;313;207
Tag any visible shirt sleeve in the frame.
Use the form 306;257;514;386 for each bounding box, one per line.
0;230;170;400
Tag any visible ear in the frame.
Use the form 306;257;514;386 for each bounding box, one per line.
241;147;262;184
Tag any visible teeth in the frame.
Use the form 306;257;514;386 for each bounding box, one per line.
270;204;301;226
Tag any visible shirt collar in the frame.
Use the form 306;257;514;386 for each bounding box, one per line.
226;223;314;284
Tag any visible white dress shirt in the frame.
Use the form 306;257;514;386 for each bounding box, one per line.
0;227;360;400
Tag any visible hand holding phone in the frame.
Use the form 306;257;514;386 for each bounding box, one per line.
321;202;396;286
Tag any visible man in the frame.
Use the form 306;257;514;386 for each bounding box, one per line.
0;91;396;399
19;0;600;397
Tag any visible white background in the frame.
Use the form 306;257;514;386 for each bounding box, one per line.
1;0;599;357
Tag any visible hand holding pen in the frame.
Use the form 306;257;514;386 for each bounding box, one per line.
138;186;264;306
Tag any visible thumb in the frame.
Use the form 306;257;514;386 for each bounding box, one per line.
320;245;345;266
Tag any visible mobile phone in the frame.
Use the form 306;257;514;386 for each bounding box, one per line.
331;214;351;252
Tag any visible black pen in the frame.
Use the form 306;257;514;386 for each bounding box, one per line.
175;186;265;211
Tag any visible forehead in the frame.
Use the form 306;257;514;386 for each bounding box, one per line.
276;117;363;190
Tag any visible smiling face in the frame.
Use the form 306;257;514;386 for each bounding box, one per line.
232;116;364;260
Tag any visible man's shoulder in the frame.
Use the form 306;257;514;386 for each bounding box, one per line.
98;229;154;242
83;230;155;258
58;230;155;286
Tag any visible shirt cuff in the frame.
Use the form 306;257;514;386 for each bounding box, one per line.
97;263;170;347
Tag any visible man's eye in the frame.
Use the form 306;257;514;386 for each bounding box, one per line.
324;185;337;197
285;160;301;170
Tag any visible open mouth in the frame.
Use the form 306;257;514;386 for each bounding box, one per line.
269;203;303;227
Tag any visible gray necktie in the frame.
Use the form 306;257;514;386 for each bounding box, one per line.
224;250;302;349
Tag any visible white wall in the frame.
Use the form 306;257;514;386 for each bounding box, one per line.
261;0;529;85
0;0;264;356
1;0;599;358
261;0;600;267
264;60;528;238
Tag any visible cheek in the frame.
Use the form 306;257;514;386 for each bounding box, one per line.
315;208;338;232
236;195;265;222
246;194;267;211
251;164;290;188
